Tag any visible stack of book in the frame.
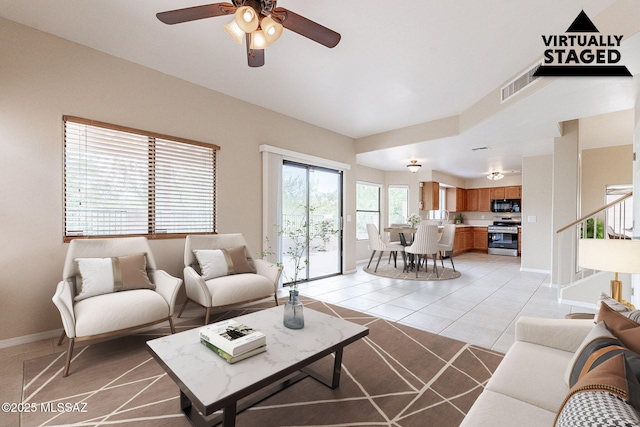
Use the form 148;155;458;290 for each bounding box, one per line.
199;319;266;364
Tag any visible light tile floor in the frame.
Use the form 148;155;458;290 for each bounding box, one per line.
297;252;595;353
0;252;593;426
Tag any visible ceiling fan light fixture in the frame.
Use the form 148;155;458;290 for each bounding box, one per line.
407;160;422;173
487;171;504;180
261;16;283;43
224;19;244;44
250;29;270;49
235;6;259;33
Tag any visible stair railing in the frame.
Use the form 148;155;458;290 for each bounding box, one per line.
555;192;632;293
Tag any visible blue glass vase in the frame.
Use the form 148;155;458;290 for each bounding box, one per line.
283;289;304;329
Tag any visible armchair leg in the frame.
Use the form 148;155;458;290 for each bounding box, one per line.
57;330;66;346
177;298;190;318
274;293;279;306
168;317;175;334
204;307;212;325
432;255;439;278
375;251;384;272
63;338;75;378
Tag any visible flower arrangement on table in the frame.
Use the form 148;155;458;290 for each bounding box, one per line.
407;214;421;229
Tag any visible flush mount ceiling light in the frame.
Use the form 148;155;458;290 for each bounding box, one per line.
157;0;341;68
487;171;505;180
407;160;422;173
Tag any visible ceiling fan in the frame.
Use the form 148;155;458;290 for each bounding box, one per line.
156;0;341;67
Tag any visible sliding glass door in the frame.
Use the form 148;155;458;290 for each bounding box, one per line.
281;161;342;284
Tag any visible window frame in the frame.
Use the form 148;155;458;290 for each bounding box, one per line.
63;116;219;242
356;181;381;241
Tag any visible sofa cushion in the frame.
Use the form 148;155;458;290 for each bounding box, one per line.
564;321;619;386
555;354;640;426
206;273;275;306
460;389;556;427
485;341;572;413
598;302;640;354
74;253;154;301
74;289;169;337
194;246;256;280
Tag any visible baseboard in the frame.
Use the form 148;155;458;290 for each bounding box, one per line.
0;328;63;349
520;267;551;275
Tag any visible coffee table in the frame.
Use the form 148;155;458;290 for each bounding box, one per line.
147;306;369;427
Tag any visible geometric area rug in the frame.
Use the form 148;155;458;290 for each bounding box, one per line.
22;298;503;427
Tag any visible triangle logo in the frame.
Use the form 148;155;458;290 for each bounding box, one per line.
566;10;599;33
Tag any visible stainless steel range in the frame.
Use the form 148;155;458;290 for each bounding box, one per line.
488;216;521;256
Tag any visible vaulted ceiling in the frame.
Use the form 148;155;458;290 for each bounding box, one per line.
1;0;638;178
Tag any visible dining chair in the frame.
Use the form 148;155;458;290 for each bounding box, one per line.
438;224;457;272
367;224;405;272
387;223;410;262
405;224;440;278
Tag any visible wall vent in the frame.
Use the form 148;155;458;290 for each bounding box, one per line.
501;62;542;103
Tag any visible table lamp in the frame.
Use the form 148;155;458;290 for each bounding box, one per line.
578;238;640;303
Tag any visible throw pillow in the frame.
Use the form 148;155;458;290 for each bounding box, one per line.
193;246;256;280
598;302;640;354
564;321;619;386
594;292;636;323
555;354;640;426
74;253;154;301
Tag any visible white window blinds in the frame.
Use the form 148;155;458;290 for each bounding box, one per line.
64;116;217;240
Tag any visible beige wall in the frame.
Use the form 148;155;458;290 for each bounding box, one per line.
0;19;355;343
521;155;553;272
581;145;633;214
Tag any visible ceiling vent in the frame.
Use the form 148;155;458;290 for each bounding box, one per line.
501;62;542;103
471;146;490;151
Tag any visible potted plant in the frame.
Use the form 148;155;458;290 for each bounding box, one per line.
263;207;338;329
455;213;464;224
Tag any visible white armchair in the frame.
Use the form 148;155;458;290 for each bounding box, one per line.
180;234;281;325
52;237;182;377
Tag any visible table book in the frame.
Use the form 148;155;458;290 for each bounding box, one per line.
200;339;266;363
199;319;266;356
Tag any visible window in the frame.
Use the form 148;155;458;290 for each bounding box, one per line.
356;182;380;240
388;185;409;225
64;116;218;241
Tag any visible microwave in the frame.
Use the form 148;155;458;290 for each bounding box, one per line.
491;199;521;213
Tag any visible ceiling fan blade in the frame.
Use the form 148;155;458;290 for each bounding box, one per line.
246;34;265;67
156;3;235;25
273;8;341;48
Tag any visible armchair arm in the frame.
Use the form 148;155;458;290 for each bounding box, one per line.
254;259;282;291
151;270;182;316
183;266;212;307
515;316;594;353
52;280;77;339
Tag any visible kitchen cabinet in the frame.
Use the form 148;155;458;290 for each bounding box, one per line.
453;227;473;255
446;187;466;212
473;227;488;251
421;182;439;211
478;188;491;212
465;189;478;212
490;187;505;200
518;228;522;255
506;186;522;199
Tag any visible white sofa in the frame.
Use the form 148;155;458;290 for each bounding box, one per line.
180;234;282;324
461;316;594;426
52;237;183;377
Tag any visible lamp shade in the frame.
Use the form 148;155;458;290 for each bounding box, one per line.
407;160;421;173
579;239;640;274
249;30;269;49
224;19;244;44
487;172;504;180
235;6;259;33
261;16;283;43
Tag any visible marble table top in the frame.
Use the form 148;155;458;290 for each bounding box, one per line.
147;306;369;415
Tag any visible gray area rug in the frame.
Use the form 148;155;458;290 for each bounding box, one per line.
365;259;462;281
22;298;501;426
